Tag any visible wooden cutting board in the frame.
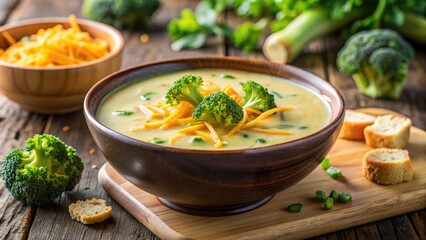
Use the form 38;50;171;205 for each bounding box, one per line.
98;108;426;240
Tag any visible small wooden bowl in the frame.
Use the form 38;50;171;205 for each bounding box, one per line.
84;57;345;216
0;18;124;114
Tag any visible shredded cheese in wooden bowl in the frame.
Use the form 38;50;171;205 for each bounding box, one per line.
0;15;109;67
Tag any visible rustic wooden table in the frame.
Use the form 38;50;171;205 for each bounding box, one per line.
0;0;425;239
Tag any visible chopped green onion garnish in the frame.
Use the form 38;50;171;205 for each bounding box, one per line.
271;91;283;99
299;126;309;130
140;92;155;101
150;137;166;144
329;190;338;201
338;192;352;203
191;137;204;143
112;111;134;116
220;74;236;79
276;124;294;129
279;112;285;121
315;190;327;202
284;94;298;97
324;198;334;210
321;157;330;170
242;133;250;138
326;166;342;179
256;139;266;144
287;203;302;213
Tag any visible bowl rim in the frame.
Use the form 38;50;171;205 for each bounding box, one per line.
84;56;345;154
0;17;124;70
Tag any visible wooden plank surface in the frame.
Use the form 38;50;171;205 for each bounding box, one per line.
97;108;426;240
0;0;424;239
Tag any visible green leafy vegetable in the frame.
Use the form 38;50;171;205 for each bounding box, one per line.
82;0;160;29
337;29;414;99
231;18;269;52
0;134;83;205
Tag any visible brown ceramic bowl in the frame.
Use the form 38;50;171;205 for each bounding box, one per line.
0;17;124;114
84;57;345;216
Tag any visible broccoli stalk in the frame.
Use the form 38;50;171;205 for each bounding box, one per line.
240;80;276;112
192;92;243;127
337;29;414;99
0;134;83;205
263;8;365;63
165;75;204;107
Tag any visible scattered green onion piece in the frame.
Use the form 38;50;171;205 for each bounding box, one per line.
150;137;166;144
191;137;204;143
112;111;134;116
242;133;250;138
321;157;331;170
140;92;155;101
285;94;298;97
326;166;342;179
329;190;339;201
279;112;285;121
299;126;309;130
271;91;283;99
315;190;327;202
220;74;236;79
276;124;294;129
324;198;334;210
256;139;266;144
338;192;352;203
287;203;302;213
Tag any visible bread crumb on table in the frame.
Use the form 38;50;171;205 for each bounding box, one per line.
69;198;112;224
140;34;149;43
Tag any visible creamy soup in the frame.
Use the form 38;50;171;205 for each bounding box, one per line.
97;69;331;150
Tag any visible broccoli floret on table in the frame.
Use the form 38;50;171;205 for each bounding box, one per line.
337;29;414;99
165;74;205;107
0;134;83;205
240;80;277;112
192;92;243;127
